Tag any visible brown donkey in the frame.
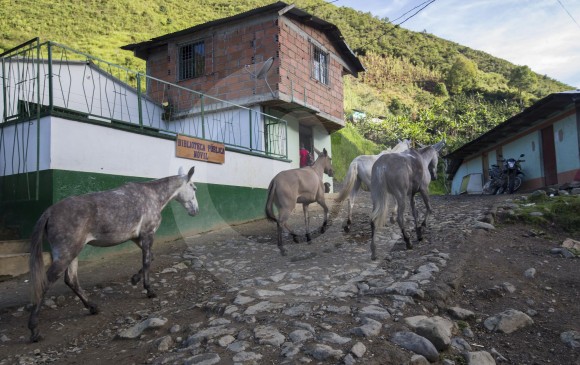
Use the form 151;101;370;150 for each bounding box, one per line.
265;148;334;256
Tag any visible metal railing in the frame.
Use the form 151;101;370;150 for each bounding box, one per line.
1;40;288;172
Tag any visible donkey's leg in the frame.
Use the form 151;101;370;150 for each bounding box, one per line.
139;235;157;298
279;209;301;244
276;222;287;256
129;238;156;285
28;253;74;342
344;180;361;233
396;197;412;249
370;220;378;261
318;198;329;234
303;204;312;242
409;194;421;241
64;257;99;314
417;189;432;240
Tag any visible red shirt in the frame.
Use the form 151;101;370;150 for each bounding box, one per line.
299;148;309;167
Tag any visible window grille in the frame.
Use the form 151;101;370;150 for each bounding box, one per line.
179;41;205;80
312;44;329;85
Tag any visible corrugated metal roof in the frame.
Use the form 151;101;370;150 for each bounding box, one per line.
121;1;364;76
445;90;580;177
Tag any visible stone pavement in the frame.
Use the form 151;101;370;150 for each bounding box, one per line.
0;192;510;364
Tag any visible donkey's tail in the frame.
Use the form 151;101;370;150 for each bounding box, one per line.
265;179;278;223
29;211;49;306
336;160;358;202
370;180;390;229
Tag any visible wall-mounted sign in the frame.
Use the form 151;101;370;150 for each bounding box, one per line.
176;135;225;164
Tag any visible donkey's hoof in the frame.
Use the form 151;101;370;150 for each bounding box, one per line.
88;303;100;315
292;234;299;243
131;274;141;285
30;332;42;343
406;243;414;250
147;291;157;299
371;255;377;261
343;225;350;233
279;249;287;256
306;234;312;242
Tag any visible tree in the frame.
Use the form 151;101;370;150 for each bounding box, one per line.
445;55;478;95
508;65;537;101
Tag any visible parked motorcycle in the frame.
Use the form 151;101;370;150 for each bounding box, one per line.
482;154;525;195
501;154;525;194
482;164;505;195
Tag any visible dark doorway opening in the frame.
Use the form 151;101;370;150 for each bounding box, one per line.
299;124;314;158
541;125;558;186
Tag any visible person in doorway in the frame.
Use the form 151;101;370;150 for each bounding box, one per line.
299;144;310;168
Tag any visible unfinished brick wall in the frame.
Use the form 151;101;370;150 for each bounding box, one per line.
277;17;345;121
143;12;346;122
145;15;280;107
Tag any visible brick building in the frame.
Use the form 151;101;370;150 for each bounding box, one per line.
122;1;364;157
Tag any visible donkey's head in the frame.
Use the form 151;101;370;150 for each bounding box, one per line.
313;148;334;177
176;166;199;216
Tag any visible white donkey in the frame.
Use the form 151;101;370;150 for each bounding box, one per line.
336;139;411;232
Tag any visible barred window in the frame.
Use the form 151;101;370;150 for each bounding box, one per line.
312;44;329;85
178;41;205;80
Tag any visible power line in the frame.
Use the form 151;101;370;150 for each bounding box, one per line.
393;0;436;27
390;0;433;23
556;0;580;31
356;0;437;51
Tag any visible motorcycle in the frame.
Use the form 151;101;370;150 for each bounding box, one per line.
482;163;505;195
501;154;525;194
482;154;525;195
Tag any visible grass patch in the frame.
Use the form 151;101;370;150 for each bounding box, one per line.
331;123;381;182
509;195;580;233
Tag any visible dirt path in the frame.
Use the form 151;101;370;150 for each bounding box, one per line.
0;192;578;364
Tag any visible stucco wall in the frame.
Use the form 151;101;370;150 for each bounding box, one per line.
553;114;580;174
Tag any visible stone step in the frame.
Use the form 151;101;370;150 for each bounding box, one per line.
0;252;52;279
0;239;30;254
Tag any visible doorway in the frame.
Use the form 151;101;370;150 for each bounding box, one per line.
299;124;314;157
541;125;558;186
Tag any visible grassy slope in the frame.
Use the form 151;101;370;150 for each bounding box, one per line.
1;0;572;188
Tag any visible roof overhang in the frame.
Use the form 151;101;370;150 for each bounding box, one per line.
444;90;580;178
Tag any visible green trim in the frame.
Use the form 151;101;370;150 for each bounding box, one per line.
1;170;268;259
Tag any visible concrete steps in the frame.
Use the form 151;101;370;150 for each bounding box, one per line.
0;239;52;279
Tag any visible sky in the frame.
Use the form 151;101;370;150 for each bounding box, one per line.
336;0;580;89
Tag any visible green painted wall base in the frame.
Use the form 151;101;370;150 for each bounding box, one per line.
1;170;267;260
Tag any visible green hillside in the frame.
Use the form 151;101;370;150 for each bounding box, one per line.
2;0;572;153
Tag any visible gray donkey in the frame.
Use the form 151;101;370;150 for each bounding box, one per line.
28;166;199;342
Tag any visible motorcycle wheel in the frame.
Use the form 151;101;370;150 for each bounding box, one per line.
482;181;492;195
513;176;522;192
508;176;515;194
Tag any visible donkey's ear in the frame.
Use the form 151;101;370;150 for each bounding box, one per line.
178;166;185;176
187;166;195;181
323;148;328;156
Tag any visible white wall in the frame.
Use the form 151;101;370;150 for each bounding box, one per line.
1;117;290;188
553;114;580;173
450;156;483;194
502;131;540;180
